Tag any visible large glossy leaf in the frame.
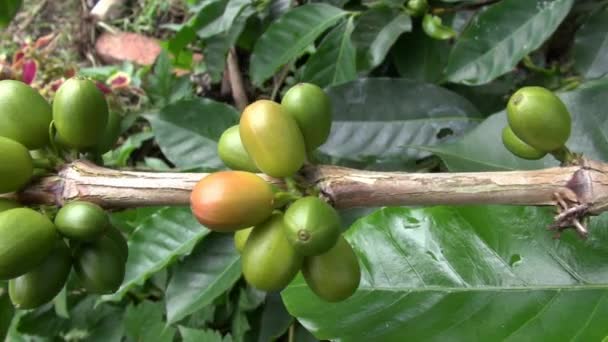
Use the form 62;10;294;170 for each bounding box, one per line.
392;28;449;84
351;7;412;71
573;9;608;79
428;77;608;171
300;18;357;88
249;4;346;86
316;78;482;170
147;98;239;170
166;233;241;324
102;207;211;302
446;0;574;85
283;205;608;341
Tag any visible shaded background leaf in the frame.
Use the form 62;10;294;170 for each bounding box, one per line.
392;28;450;84
316;78;482;170
125;301;176;342
147;98;239;170
249;3;346;86
351;6;411;71
446;0;574;85
300;18;357;88
0;287;14;341
573;9;608;80
255;293;293;342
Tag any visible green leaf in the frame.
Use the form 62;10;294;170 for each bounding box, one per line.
68;296;125;342
16;304;68;337
110;206;167;235
217;0;251;33
446;73;521;115
283;205;608;341
317;78;482;170
85;308;124;342
573;9;608;79
182;305;216;329
269;0;293;19
166;233;242;324
392;28;450;83
428;77;608;171
229;286;267;342
351;7;412;71
125;301;176;342
0;288;14;341
301;18;356;88
102;207;211;302
295;324;319;342
147;98;239;169
446;0;574;85
256;293;293;342
203;7;253;82
179;326;233;342
146;51;174;106
167;26;197;57
193;0;229;38
102;131;154;167
250;3;347;86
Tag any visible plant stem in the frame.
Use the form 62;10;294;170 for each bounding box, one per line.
550;146;577;165
226;47;248;111
10;159;608;218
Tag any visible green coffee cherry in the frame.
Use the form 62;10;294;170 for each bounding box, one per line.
73;236;126;294
240;100;306;178
281;83;332;152
53;77;109;149
54;201;109;241
218;125;258;172
9;240;71;309
0;208;58;280
502;126;546;160
0;136;33;194
422;14;456;40
507;86;571;152
406;0;428;17
242;214;303;291
0;80;52;149
302;236;360;302
283;196;341;256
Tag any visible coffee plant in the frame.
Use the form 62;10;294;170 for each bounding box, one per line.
2;0;608;341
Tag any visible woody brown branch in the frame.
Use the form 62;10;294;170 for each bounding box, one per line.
11;159;608;216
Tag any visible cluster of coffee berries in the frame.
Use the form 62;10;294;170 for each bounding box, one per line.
191;83;361;302
0;78;126;309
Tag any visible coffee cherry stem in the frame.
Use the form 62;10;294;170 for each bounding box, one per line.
550;146;578;166
273;191;302;209
284;176;303;197
32;158;54;170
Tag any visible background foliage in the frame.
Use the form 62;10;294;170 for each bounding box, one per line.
3;0;608;341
